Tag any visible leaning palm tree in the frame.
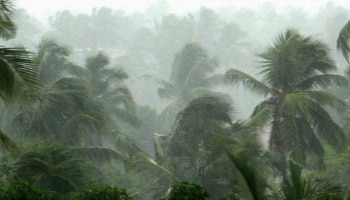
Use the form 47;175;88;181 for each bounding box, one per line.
0;0;39;154
225;29;347;170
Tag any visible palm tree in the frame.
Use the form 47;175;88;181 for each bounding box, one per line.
161;94;237;199
225;29;347;170
7;143;94;194
13;77;109;145
146;42;219;133
11;39;109;145
85;52;141;130
0;0;39;154
281;159;345;200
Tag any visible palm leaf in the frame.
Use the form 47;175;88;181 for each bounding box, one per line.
296;91;346;112
337;20;350;63
0;0;16;40
225;68;272;96
111;107;142;128
0;47;39;103
72;146;130;164
225;146;269;200
307;101;347;150
0;128;20;155
11;143;93;194
142;74;179;99
296;74;348;90
131;154;178;181
282;159;344;200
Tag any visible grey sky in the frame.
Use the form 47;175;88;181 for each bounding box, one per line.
16;0;350;16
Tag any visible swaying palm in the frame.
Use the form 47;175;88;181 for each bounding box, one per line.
146;42;219;133
0;0;39;154
225;29;347;167
85;53;141;129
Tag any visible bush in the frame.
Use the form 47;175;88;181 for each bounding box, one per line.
163;182;210;200
0;181;60;200
69;186;132;200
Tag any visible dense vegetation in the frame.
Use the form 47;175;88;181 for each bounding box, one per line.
2;0;350;199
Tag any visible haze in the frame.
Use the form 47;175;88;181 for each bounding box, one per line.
17;0;350;15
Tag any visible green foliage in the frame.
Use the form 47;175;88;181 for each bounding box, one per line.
225;28;347;170
219;195;241;200
69;186;132;200
9;143;94;194
163;182;209;200
337;20;350;63
0;181;60;200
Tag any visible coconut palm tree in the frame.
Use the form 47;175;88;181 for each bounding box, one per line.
146;42;219;133
225;29;347;170
0;0;39;154
11;39;109;145
7;143;94;194
85;52;141;130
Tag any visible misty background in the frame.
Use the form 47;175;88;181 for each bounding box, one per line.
2;0;350;199
9;0;350;118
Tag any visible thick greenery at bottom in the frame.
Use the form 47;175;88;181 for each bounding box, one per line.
160;182;210;200
0;181;60;200
0;182;133;200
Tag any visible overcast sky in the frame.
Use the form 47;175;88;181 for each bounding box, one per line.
16;0;350;16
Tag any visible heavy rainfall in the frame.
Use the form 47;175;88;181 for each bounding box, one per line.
1;0;350;199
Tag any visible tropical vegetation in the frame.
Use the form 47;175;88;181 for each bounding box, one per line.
1;0;350;199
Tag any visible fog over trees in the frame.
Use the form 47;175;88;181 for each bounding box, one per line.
2;0;350;199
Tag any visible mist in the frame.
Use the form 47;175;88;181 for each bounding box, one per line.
0;0;350;199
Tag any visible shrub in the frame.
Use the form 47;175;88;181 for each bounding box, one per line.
164;182;210;200
0;181;60;200
69;186;132;200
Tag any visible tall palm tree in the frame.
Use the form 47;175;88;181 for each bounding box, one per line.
225;29;347;170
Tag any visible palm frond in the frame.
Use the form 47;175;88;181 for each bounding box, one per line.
225;68;272;96
282;159;344;200
296;90;346;111
0;128;20;155
11;143;93;194
112;131;146;157
175;95;233;131
337;20;350;63
0;47;39;103
0;0;16;40
260;28;336;90
296;74;348;90
307;101;347;150
131;154;178;181
111;107;142;128
244;107;273;129
72;146;130;164
104;67;129;83
142;74;179;99
225;146;269;200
